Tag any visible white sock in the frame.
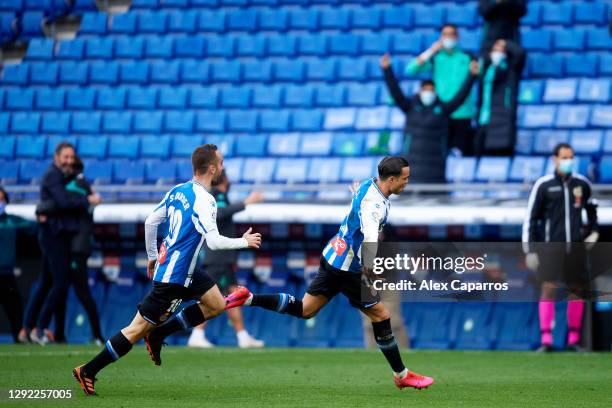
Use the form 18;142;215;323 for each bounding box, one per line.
395;368;409;379
236;330;249;341
244;294;254;306
189;327;204;339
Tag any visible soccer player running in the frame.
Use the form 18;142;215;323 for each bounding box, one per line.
73;145;261;395
225;156;434;390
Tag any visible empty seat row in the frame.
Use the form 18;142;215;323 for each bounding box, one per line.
519;78;611;104
520;104;612;129
522;27;612;52
517;129;612;156
527;52;612;78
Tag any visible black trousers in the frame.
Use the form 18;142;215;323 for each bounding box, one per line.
68;253;103;341
0;274;24;343
448;118;475;156
475;125;516;157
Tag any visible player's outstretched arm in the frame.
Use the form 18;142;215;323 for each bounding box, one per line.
204;227;261;250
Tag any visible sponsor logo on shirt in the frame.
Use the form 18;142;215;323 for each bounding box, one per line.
573;186;582;207
158;242;168;265
331;236;348;256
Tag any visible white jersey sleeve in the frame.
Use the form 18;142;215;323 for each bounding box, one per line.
360;194;385;243
144;192;170;261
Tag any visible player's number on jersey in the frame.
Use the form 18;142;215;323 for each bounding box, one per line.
166;206;183;247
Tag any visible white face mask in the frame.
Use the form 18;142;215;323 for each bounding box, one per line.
558;159;574;175
442;38;457;50
419;90;436;106
490;51;506;66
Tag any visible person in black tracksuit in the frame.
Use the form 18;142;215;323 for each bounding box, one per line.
522;143;599;352
381;53;479;183
478;0;526;56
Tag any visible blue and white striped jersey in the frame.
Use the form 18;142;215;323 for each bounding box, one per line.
322;178;390;273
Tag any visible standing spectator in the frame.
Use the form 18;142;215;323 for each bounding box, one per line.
523;143;599;352
479;0;526;55
0;187;32;343
29;142;101;344
381;54;479;183
187;170;265;348
476;39;526;156
406;24;476;155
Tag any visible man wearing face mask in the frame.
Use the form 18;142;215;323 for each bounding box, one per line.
382;53;479;183
476;39;526;156
406;24;476;156
522;143;599;352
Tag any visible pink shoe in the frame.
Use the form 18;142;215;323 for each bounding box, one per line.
394;371;435;390
224;286;252;310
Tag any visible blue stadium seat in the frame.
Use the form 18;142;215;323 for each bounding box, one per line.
235;134;267;157
79;12;107;36
158;86;187;109
328;33;359;56
113;160;145;184
260;110;291;132
189;86;218;108
522;105;556;128
41;112;70;133
392;32;423;55
45;136;77;158
292;109;323;131
0;113;9;133
541;1;573;25
171;135;204;158
108;135;139;159
284;85;313;108
300;132;332;156
228;111;257;133
570;130;603;155
515;130;534;155
221;157;241;182
414;4;445;27
307;157;340;183
518;80;544;104
133;111;163;133
66;87;95;110
236;34;266;57
360;32;390;55
446;3;477;27
173;35;205;58
555;105;589;128
16;135;45;158
120;61;149;84
242;59;272;82
11;112;41;134
205;134;234;158
85;37;114;59
89;61;119;84
543;79;577;103
509;156;545;182
211;60;241;83
71;112;101;134
180;60;209;83
289;7;317;31
227;9;257;32
5;88;34;110
351;6;381;30
78;136;108;159
274;59;305;82
268;133;300;156
355;107;390;130
591;105;612;128
26;37;54;60
533;130;569;154
110;12;136;34
195;111;226;132
599;53;612;77
96;87;126;110
275;158;308;183
553;28;585;51
252;84;282;108
0;160;17;184
305;58;336;82
18;11;45;40
138;11;167;34
323;108;356;130
2;63;28;85
521;28;552;52
103;112;133;134
57;39;85;60
267;34;296;56
72;0;97;12
0;136;15;159
347;83;379;106
164;111;195;133
206;35;235;58
58;61;88;85
319;8;349;31
140;135;170;159
35;88;64;110
575;1;608;25
331;133;364;156
114;35;143;59
197;10;226;32
587;28;612;50
0;12;16;45
150;61;180;84
259;8;287;31
145;159;176;184
127;86;157;109
599;156;612;183
167;9;197;33
315;84;345;107
29;62;58;85
221;86;251;108
578;78;610;103
445;157;477;182
604;130;612;154
241;158;275;183
382;5;412;29
566;53;598;78
130;0;158;8
18;159;48;184
337;57;367;81
340;157;375;182
476;157;511;182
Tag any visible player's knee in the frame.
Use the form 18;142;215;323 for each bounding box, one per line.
301;309;318;319
199;298;225;319
369;307;391;322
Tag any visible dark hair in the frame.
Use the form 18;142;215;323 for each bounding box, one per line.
378;156;409;180
420;79;435;88
54;141;75;156
73;156;84;173
192;144;219;175
441;24;458;34
553;143;573;157
212;169;228;187
0;186;8;204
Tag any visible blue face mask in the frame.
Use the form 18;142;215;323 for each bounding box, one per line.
419;90;436;106
558;159;574;175
0;202;6;216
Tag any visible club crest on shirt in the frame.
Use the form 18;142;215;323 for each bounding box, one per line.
331;236;347;256
573;186;583;207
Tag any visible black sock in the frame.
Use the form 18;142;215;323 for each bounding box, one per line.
372;318;405;374
149;303;205;342
251;294;303;318
83;331;132;377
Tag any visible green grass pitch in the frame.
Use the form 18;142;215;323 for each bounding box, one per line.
0;345;610;407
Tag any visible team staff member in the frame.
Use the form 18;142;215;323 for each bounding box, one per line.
187;170;265;348
478;0;526;55
522;143;599;352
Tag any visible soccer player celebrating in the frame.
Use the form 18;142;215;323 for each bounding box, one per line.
72;145;261;395
226;156;434;390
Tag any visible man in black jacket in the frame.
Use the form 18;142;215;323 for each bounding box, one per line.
479;0;526;55
476;39;526;156
187;170;264;348
522;143;599;352
30;142;101;344
381;53;479;183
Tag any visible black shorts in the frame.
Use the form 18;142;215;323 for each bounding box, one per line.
205;264;237;294
538;246;589;288
137;267;216;325
306;257;380;310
